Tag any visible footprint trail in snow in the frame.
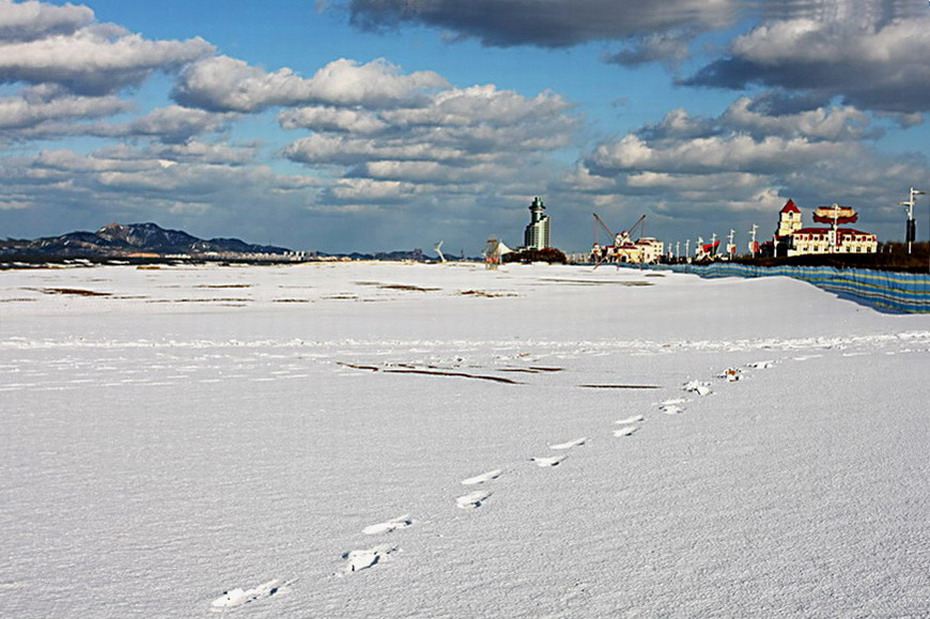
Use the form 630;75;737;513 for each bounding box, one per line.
210;578;295;611
549;437;587;450
461;469;503;485
362;514;414;535
613;425;639;437
530;455;567;467
340;544;398;575
456;490;493;509
682;380;712;396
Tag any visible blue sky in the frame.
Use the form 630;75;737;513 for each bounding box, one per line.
3;0;930;253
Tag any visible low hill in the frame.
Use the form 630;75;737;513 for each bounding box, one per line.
1;222;291;259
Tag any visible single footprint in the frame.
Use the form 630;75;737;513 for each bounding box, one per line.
717;368;742;382
615;415;645;425
456;490;492;509
682;380;712;396
613;425;638;437
340;544;398;575
747;360;775;369
530;455;567;467
549;437;587;450
461;469;503;485
660;404;685;415
210;578;294;610
362;514;414;535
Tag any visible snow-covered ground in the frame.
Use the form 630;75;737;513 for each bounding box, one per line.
2;262;929;617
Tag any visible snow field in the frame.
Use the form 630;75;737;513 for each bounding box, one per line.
2;262;930;617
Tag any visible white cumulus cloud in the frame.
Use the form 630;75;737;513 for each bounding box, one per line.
173;56;447;113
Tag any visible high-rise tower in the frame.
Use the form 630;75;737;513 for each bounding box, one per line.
523;197;550;250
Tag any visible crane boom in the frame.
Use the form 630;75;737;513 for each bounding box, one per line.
627;214;646;239
592;213;613;245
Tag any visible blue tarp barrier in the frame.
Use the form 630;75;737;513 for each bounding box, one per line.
633;263;930;314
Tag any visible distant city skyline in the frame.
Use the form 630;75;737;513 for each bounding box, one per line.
3;0;930;253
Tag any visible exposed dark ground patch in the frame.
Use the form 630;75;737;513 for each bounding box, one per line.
355;281;440;292
146;298;251;303
540;278;653;287
195;284;253;289
579;384;661;389
29;287;112;297
459;290;518;298
337;362;522;384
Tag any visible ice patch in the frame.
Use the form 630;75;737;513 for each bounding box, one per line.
362;514;414;535
530;455;567;467
549;437;587;450
210;578;293;610
615;415;645;425
340;544;398;574
456;490;492;509
461;469;503;485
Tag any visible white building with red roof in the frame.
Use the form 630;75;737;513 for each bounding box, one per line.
777;199;803;237
774;200;877;256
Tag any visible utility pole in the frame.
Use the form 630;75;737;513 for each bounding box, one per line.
901;187;925;255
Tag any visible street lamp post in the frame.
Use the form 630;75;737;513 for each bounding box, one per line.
901;187;924;255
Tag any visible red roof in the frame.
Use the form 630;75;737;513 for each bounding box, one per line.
780;199;801;214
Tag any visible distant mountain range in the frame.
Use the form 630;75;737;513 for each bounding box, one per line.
0;222;442;263
1;222;292;259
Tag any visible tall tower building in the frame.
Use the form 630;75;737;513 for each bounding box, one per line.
523;197;551;250
777;199;803;237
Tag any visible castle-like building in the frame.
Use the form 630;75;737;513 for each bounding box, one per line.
523;197;551;250
775;199;877;256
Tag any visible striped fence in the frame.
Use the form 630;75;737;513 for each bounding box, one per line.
639;262;930;314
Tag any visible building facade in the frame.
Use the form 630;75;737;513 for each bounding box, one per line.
774;199;877;256
523;197;551;250
791;228;878;254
